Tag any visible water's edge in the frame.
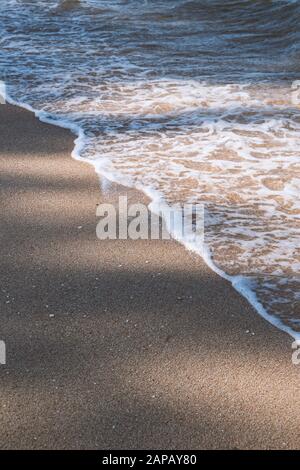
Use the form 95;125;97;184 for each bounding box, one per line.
3;90;299;342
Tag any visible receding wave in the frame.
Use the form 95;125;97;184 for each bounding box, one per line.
0;0;299;335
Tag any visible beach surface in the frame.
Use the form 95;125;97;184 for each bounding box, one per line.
0;103;300;450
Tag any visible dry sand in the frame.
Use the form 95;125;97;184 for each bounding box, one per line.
0;103;300;449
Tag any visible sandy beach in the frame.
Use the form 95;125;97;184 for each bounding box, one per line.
0;103;300;449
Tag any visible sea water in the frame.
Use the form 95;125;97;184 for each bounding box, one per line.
0;0;299;336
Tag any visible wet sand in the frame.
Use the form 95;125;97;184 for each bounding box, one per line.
0;103;300;450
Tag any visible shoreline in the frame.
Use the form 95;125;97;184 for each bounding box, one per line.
1;103;300;449
3;92;297;341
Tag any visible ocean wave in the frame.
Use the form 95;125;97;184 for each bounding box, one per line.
1;0;299;336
